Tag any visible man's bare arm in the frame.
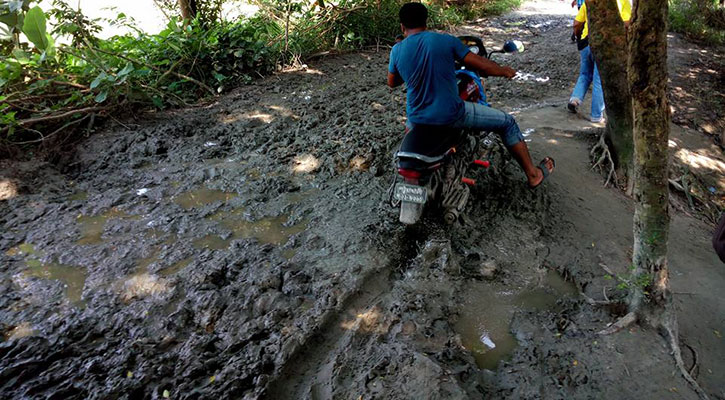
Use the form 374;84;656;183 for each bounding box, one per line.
462;53;516;79
387;72;404;88
573;20;585;36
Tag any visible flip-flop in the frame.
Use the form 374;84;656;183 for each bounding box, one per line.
529;157;555;189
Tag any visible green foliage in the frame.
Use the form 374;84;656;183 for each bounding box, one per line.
0;3;283;144
0;0;520;149
22;6;48;51
669;0;725;45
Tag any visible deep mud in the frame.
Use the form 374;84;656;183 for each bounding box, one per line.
2;1;724;399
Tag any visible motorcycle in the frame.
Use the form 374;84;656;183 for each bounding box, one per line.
389;37;523;225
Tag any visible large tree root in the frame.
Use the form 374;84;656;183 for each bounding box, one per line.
598;311;711;399
664;323;711;400
597;311;637;335
590;132;618;187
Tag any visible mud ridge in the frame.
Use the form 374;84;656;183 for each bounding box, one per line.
265;226;429;399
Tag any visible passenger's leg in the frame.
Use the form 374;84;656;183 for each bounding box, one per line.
455;102;554;187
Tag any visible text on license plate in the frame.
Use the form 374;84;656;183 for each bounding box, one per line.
394;183;427;204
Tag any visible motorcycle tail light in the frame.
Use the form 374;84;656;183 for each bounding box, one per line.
398;168;422;179
474;159;491;168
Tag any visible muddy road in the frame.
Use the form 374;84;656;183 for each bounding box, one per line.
2;1;724;399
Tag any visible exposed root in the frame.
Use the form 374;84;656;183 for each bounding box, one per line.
598;311;637;335
599;308;710;399
590;131;617;187
664;324;711;400
580;291;615;306
685;342;699;378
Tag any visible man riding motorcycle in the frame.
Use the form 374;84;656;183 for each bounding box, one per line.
387;2;555;188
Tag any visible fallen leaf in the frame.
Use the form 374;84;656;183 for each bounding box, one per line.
714;330;722;338
209;375;215;383
573;360;578;366
163;389;170;398
126;371;133;378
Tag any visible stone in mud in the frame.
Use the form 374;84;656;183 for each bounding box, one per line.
480;260;498;280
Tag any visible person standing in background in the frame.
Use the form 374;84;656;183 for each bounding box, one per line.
567;0;631;123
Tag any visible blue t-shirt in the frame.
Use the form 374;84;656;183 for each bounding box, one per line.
388;31;470;125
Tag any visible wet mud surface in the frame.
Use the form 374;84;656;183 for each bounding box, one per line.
2;1;724;399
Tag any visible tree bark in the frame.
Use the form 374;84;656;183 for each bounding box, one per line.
179;0;197;22
587;0;634;186
627;0;671;317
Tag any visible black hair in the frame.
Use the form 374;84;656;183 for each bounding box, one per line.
399;2;428;29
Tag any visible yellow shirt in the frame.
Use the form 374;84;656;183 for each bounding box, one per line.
576;0;631;40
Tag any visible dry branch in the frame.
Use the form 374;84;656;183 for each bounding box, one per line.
1;106;105;133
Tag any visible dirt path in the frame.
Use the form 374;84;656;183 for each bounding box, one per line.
1;1;724;399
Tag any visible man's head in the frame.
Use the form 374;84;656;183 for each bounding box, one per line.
399;2;428;31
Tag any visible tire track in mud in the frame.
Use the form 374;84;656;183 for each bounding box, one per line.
265;226;428;399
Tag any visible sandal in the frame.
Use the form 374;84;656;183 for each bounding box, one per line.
529;157;555;189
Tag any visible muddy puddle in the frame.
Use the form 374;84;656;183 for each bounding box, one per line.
194;213;307;250
455;270;577;370
173;188;237;209
7;243;87;305
76;208;140;245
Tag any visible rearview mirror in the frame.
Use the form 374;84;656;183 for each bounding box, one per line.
503;40;524;53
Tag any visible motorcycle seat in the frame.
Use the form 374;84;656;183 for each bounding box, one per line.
396;124;464;169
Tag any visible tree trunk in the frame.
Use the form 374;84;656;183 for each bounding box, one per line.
587;0;634;186
627;0;671;317
179;0;197;22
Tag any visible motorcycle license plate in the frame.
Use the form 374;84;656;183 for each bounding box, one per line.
394;183;427;204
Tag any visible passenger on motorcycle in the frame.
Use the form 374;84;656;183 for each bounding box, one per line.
387;2;555;188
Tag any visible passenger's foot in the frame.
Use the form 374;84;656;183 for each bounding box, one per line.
567;98;580;113
590;115;605;123
528;157;555;189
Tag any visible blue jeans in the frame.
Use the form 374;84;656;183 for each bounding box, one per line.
571;45;605;120
452;101;524;147
406;102;524;147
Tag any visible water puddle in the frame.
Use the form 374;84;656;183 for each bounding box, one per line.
193;235;231;250
194;210;307;250
159;258;193;276
76;208;139;245
68;191;88;201
7;243;87;306
25;259;87;305
173;188;237;209
5;243;39;257
455;270;577;370
221;216;307;245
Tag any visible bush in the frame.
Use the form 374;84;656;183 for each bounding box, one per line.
0;0;521;152
669;0;725;45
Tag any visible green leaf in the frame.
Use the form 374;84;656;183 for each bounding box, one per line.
22;6;49;51
118;62;134;76
94;90;108;103
44;33;55;59
90;72;106;89
152;96;163;109
12;48;30;64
